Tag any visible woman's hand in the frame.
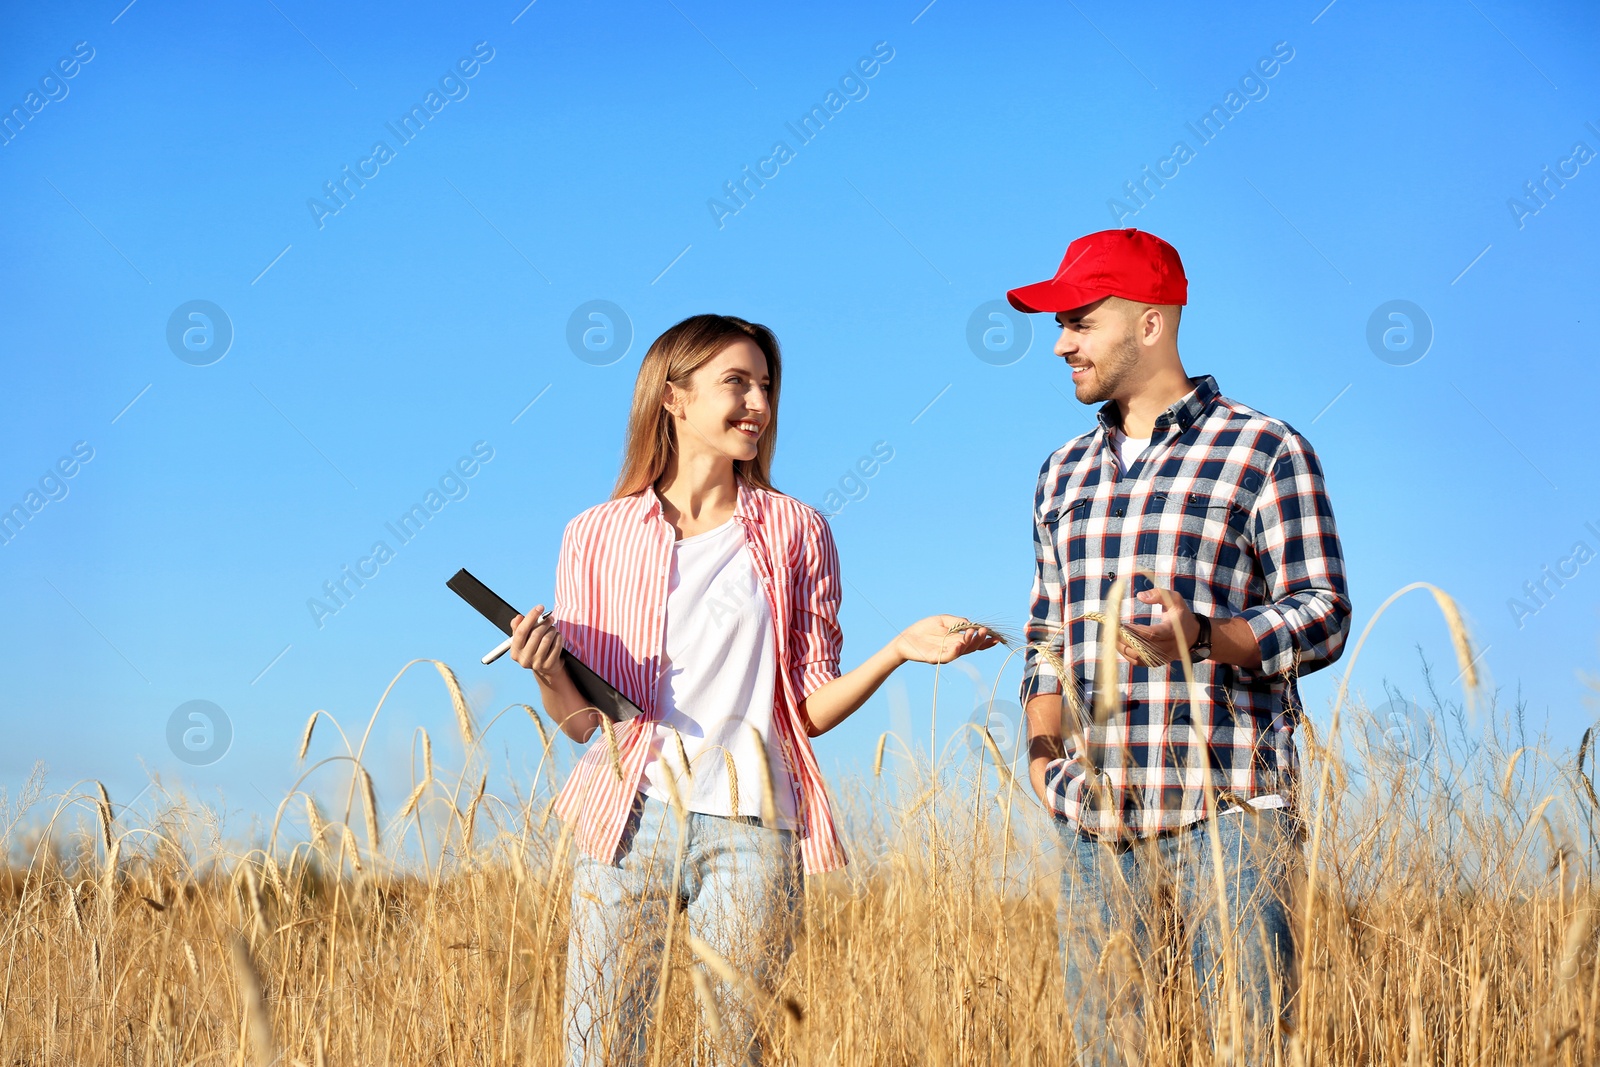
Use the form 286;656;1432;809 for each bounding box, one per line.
509;604;565;680
891;614;1000;665
510;605;598;742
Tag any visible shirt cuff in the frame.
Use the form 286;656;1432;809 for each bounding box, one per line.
1019;662;1065;702
1237;604;1296;676
796;659;841;703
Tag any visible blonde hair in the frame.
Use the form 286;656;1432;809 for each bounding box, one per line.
612;314;783;499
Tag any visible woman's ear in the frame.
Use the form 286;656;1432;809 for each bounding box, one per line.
663;378;695;420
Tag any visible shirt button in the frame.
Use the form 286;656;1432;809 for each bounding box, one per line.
1106;571;1116;582
1114;507;1124;517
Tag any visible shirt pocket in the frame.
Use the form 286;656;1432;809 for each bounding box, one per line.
1170;490;1252;584
1041;496;1096;578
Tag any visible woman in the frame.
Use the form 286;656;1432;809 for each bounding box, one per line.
508;313;995;1065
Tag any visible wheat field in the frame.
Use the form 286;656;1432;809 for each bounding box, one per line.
2;584;1597;1066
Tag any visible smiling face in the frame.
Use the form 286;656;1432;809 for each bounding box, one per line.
1053;297;1146;406
662;337;772;465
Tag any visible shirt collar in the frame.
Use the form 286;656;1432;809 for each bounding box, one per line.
1095;373;1220;441
631;473;766;526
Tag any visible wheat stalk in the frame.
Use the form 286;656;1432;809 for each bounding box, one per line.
1504;747;1528;796
689;965;728;1044
947;620;1015;646
399;778;430;821
93;781;112;850
684;932;804;1025
358;767;381;857
296;711;321;764
305;795;325;849
723;749;741;816
598;716;625;784
1431;588;1479;690
66;883;86;937
11;599;1596;1067
977;727;1015;789
1026;639;1087;723
229;934;275;1067
1558;905;1597;981
98;836;120;927
1081;610;1166;666
523;704;552;755
1577;726;1598;812
433;659;476;747
673;728;693;781
464;771;488;849
748;724;779;828
344;824;365;875
241;861;267;942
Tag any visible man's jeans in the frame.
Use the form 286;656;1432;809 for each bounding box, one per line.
1056;808;1302;1066
565;792;802;1066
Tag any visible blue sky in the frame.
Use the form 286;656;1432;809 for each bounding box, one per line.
3;0;1597;834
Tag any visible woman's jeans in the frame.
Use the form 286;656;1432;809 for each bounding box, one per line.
1056;808;1302;1066
565;792;803;1066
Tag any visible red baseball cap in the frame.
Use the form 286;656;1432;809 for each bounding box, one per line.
1007;228;1188;314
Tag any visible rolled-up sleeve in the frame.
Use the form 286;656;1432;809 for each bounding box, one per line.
1044;755;1097;821
1020;461;1065;703
1237;431;1352;678
789;509;844;703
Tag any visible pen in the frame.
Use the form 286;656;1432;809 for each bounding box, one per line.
481;608;554;665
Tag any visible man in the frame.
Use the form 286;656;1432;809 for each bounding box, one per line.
1009;228;1352;1064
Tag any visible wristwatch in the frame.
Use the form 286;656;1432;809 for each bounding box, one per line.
1187;614;1212;661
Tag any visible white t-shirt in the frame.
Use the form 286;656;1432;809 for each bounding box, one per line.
640;516;799;828
1113;426;1150;473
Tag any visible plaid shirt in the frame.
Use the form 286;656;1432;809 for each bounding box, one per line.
550;478;850;874
1020;373;1351;837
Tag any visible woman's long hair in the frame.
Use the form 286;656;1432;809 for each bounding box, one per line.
612;314;782;499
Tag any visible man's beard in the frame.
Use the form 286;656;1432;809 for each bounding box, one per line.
1078;331;1141;405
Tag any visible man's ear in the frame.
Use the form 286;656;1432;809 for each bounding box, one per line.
1140;307;1164;346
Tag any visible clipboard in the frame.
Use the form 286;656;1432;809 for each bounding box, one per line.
446;568;645;723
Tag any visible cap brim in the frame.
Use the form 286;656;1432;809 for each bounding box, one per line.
1006;278;1112;314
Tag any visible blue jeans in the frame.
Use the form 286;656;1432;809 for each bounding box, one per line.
564;792;803;1066
1056;808;1302;1066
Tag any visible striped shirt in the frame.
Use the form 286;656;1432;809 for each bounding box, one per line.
550;477;849;873
1020;373;1352;837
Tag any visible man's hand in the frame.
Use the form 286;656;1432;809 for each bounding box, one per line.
1112;586;1201;666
